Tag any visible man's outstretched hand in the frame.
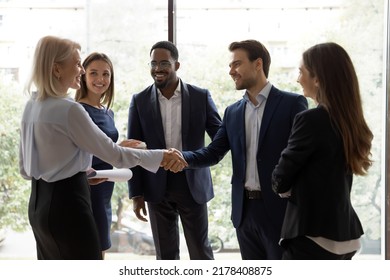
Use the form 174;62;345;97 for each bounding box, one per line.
161;148;188;173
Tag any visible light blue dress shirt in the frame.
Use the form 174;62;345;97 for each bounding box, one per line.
19;93;163;182
243;82;272;190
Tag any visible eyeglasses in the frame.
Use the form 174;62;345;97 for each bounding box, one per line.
149;61;173;70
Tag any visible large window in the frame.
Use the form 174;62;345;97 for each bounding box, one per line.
385;0;390;260
0;0;387;259
175;0;385;258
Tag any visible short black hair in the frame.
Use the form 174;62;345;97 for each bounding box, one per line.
150;41;179;61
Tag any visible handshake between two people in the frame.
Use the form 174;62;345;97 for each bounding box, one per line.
161;148;188;173
119;139;187;173
88;142;187;186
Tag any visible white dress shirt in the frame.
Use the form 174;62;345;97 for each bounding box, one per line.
157;81;182;150
307;236;361;255
244;82;271;191
19;93;163;182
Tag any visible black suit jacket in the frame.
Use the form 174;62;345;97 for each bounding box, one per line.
127;81;222;204
183;86;308;229
272;106;364;243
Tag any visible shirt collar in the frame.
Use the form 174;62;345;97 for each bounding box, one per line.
157;79;181;99
243;81;272;104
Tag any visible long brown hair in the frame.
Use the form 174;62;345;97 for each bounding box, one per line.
302;42;373;175
75;52;115;109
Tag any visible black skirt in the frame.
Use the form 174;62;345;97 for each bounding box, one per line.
28;172;102;260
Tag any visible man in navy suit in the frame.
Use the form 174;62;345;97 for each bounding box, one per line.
127;41;222;259
181;40;308;259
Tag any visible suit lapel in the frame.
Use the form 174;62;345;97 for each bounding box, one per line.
181;82;190;150
235;100;247;155
258;86;281;146
150;84;166;147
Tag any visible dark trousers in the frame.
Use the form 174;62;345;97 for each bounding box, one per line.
236;197;284;260
147;172;214;260
282;236;357;260
28;172;102;260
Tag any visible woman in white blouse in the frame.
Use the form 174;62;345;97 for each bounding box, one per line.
19;36;186;260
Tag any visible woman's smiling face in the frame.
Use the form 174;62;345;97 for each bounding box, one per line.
85;59;112;96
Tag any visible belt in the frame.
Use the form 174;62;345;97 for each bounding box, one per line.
245;189;262;200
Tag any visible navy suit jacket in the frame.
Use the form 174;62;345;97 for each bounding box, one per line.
127;81;222;204
272;106;364;243
182;86;308;229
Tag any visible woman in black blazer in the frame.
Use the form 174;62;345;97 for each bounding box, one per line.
272;42;373;260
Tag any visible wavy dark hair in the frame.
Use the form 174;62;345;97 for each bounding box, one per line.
303;42;373;175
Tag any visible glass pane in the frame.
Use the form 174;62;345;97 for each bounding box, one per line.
0;0;167;259
176;0;385;258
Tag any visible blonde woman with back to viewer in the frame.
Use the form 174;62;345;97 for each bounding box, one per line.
19;36;187;260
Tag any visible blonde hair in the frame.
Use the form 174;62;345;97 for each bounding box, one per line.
25;36;81;100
